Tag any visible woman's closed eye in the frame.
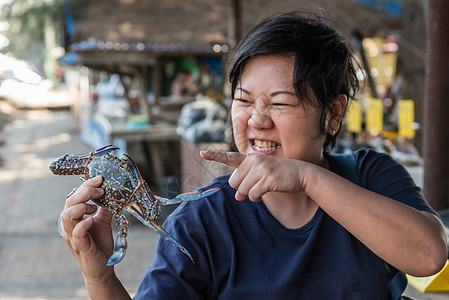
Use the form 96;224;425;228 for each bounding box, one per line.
272;102;289;106
271;100;299;107
234;98;251;104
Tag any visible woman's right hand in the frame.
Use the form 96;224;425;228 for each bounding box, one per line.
59;175;115;283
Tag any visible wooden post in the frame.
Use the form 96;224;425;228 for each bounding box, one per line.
423;0;449;210
152;58;161;107
136;67;152;123
230;0;241;45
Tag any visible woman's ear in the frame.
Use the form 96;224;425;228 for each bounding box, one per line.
327;95;348;135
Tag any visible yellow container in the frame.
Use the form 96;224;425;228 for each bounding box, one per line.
407;260;449;292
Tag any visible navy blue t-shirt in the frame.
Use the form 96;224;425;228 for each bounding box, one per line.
134;149;435;299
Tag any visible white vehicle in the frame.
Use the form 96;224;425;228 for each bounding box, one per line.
0;54;72;109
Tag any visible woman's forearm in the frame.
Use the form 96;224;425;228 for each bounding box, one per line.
84;272;132;300
305;164;447;276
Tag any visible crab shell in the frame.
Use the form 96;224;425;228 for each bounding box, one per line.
86;154;161;220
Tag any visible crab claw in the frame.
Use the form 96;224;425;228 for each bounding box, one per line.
107;248;126;266
106;215;128;266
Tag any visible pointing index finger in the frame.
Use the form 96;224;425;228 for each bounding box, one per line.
200;150;246;168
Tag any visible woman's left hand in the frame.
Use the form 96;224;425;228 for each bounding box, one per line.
200;150;310;202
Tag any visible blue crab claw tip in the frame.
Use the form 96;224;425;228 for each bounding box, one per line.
106;248;126;266
181;247;195;263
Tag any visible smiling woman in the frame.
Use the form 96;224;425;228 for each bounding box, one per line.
57;11;447;300
231;55;327;164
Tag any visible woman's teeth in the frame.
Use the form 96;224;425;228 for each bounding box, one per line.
253;140;280;151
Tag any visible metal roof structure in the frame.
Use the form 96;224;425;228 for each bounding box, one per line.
65;0;400;60
62;0;401;110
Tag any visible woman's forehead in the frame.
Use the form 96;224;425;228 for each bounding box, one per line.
239;55;294;81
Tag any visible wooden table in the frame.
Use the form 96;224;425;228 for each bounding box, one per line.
95;113;180;190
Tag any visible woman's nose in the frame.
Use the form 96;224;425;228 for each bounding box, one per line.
248;107;274;129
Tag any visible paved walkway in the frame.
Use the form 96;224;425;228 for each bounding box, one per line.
0;105;158;299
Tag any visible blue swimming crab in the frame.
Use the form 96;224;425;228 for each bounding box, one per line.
49;145;222;266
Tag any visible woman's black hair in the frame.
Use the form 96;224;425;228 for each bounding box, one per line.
226;11;360;149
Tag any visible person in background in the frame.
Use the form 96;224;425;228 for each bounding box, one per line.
58;11;447;299
170;69;198;97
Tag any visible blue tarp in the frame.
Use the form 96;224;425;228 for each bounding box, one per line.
57;52;78;65
350;0;403;16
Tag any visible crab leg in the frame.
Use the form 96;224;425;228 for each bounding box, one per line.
148;219;194;263
126;205;194;263
106;214;129;266
125;154;158;211
156;186;224;205
91;145;120;157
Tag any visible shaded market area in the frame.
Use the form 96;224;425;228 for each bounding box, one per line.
1;0;449;298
